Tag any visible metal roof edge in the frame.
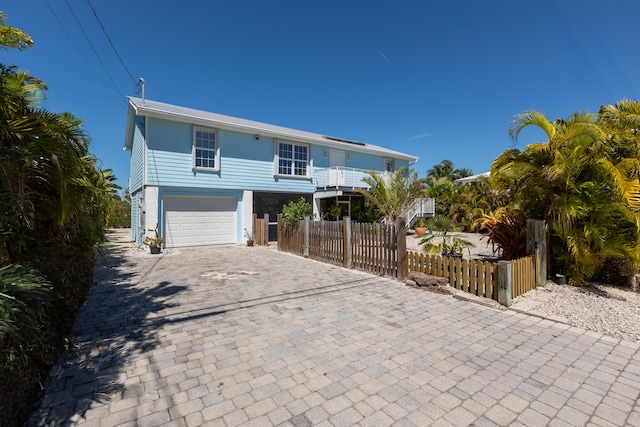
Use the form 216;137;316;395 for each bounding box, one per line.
127;97;418;161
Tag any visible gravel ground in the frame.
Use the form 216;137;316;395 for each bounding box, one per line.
511;282;640;342
407;231;640;342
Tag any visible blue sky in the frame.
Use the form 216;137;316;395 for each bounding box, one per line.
3;1;640;190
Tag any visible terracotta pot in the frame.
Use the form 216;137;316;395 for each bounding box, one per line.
414;227;427;236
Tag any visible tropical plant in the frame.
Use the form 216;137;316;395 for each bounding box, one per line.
107;189;131;228
0;14;119;426
413;216;428;228
426;159;473;181
0;12;32;51
491;106;640;284
423;160;497;226
0;264;51;350
419;215;473;257
357;167;424;223
476;210;526;260
326;203;342;221
143;223;164;249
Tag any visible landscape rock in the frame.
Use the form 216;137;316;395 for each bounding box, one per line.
407;272;455;295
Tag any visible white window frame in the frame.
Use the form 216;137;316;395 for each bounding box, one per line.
384;157;396;173
274;140;310;178
192;127;220;171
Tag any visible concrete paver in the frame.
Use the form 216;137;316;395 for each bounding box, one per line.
28;229;640;426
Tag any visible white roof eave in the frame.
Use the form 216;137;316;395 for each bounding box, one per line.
127;97;418;162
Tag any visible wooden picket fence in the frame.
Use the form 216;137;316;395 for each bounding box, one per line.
277;216;404;279
511;254;539;298
308;220;345;266
407;251;539;304
277;215;541;306
407;251;499;300
352;222;399;277
252;214;269;246
277;217;305;255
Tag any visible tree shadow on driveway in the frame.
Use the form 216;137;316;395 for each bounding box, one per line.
28;231;187;426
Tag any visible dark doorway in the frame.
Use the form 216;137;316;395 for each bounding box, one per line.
253;192;312;241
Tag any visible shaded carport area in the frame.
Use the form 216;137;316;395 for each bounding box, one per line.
29;229;640;426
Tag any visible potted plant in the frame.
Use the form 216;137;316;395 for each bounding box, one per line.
143;223;165;254
413;216;428;236
244;228;255;246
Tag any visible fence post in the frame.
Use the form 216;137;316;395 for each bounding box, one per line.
526;219;548;287
277;214;282;251
303;216;310;258
396;217;407;281
252;213;257;242
263;213;269;245
498;260;512;307
344;216;352;268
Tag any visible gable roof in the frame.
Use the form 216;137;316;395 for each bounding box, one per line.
123;97;418;162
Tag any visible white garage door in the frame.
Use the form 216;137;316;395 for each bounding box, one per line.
164;196;237;247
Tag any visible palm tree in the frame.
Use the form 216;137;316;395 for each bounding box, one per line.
0;12;32;51
357;167;424;223
492;108;640;284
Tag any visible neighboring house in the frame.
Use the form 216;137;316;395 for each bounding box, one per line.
124;97;425;247
453;172;490;184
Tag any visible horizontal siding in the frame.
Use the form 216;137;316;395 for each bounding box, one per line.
145;117;412;193
129;117;145;192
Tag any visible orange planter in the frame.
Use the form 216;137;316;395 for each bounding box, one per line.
414;227;427;236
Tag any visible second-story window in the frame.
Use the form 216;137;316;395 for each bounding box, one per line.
277;141;309;177
193;127;219;171
384;157;395;173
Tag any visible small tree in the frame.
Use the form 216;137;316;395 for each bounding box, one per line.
281;197;313;225
357;167;424;223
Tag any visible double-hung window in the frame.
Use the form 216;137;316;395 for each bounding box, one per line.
193;127;219;171
276;140;309;177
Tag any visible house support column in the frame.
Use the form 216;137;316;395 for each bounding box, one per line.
242;190;254;243
143;186;159;241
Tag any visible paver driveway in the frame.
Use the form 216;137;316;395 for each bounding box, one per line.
29;229;640;426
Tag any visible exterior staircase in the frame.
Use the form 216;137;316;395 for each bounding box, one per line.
404;198;435;228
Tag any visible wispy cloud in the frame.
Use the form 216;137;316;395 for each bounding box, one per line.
377;50;391;64
406;133;433;141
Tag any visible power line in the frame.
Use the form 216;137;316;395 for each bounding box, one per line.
84;0;137;85
43;0;124;109
63;0;127;101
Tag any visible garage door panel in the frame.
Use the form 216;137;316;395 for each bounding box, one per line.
164;196;237;247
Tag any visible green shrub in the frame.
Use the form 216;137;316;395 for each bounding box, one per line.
591;257;637;287
281;197;313;224
0;264;54;426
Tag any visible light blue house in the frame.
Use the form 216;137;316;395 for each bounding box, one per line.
124;97;426;247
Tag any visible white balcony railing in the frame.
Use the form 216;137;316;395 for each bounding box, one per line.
314;166;391;190
314;167;435;226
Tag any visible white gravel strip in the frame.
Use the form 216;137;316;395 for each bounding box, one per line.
511;283;640;342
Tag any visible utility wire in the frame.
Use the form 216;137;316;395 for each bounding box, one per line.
63;0;127;101
43;0;124;109
84;0;137;85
